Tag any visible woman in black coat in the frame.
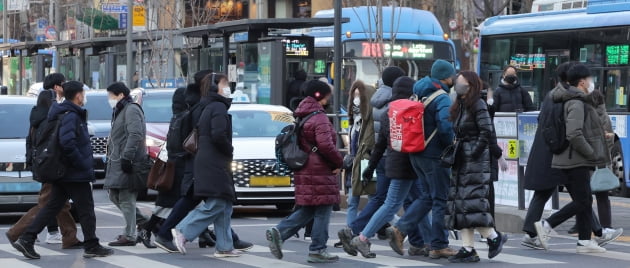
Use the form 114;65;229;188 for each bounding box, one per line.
445;71;507;263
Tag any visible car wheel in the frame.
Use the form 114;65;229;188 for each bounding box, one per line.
276;203;294;210
611;140;629;197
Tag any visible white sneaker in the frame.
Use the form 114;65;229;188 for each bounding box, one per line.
534;220;552;250
577;239;606;253
521;234;544;250
46;231;63;244
214;249;242;258
595;228;623;246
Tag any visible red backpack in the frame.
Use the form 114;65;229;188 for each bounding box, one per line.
388;89;446;153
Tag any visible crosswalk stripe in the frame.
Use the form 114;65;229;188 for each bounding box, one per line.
204;254;312;268
0;244;66;257
555;248;630;261
476;250;564;264
0;258;40;268
96;255;181;268
106;244;163;255
338;254;441;266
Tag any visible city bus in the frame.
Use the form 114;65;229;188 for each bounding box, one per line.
301;6;457;104
478;0;630;196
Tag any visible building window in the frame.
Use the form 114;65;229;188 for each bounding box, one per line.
293;0;311;18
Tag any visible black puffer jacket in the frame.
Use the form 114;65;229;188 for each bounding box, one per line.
446;99;494;230
492;83;536;112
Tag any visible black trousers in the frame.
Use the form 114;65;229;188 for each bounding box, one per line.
22;182;99;249
546;167;594;240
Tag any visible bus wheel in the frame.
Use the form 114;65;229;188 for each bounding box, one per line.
611;140;629;197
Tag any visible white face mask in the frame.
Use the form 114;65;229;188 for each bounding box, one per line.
587;79;595;93
108;98;118;108
353;97;360;106
82;93;87;106
221;87;231;98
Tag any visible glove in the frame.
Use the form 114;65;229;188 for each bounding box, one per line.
362;167;375;186
121;159;133;174
498;157;508;172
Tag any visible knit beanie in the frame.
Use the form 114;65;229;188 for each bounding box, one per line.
303;80;332;101
391;76;415;100
431;59;456;80
381;66;406;87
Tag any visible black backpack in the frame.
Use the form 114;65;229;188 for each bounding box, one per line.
166;103;204;157
32;113;68;183
275;112;319;171
540;99;584;154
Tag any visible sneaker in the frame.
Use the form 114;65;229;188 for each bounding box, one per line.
266;227;283;259
214;249;242;258
83;244;114;258
487;232;508;259
333;241;343;248
448;247;480;263
534;220;552;250
521;234;544;250
171;229;187;255
429;247;458;259
46;231;63;244
234;240;254;251
154;235;179;253
595;228;623;246
5;232;16;243
136;229;157;249
108;235;137;247
12;238;40;259
337;228;358;256
386;226;405;256
350;236;376;258
408;245;430;257
307;250;339;263
577;239;606;253
63;241;85;249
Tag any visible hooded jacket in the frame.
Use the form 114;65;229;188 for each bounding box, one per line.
49;100;94;182
412;76;454;159
350;86;377;196
293;96;343;206
551;86;610;169
492;82;536;112
371;83;392;142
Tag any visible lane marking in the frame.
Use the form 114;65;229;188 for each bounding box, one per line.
555;248;630;261
204;253;312;268
476;249;564;264
0;244;66;257
338;254;440;266
0;258;40;268
96;255;181;268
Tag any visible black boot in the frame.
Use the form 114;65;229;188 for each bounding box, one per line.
199;229;216;248
137;229;157;248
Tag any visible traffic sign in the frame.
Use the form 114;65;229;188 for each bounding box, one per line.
507;140;519;159
449;19;457;30
132;5;146;26
119;13;128;29
102;3;128;13
44;26;57;40
473;37;480;49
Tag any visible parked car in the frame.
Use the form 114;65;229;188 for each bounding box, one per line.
134;89;297;209
84;91;113;182
0;96;40;212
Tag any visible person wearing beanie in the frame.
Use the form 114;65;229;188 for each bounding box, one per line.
386;60;458;259
341;76;430;259
491;65;536;112
266;79;343;263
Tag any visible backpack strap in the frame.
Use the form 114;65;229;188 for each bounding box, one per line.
421;90;447;146
296;111;320;152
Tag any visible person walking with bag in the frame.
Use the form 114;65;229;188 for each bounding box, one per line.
104;82;149;246
266;80;343;263
445;71;508;263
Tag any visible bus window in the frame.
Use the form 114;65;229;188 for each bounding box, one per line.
603;69;628;110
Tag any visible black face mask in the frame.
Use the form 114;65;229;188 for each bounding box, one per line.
504;75;518;84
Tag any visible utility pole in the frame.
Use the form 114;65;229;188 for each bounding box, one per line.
3;0;8;43
126;0;133;87
333;0;342;145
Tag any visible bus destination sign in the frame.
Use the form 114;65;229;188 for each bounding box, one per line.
282;37;314;58
359;42;434;59
606;45;629;65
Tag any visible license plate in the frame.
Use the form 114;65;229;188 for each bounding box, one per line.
250;176;290;187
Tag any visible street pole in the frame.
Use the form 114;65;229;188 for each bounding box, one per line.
333;0;342;147
126;0;133;87
3;0;7;43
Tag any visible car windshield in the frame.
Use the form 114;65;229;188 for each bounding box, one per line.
84;95;112;121
142;94;173;123
231;110;293;137
0;104;32;139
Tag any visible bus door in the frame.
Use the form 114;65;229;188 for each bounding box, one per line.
599;68;630;112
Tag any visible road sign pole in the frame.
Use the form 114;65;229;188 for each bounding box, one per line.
126;0;133;87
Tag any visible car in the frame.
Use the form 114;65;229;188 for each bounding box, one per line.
134;89;297;209
84;90;113;182
0;96;41;212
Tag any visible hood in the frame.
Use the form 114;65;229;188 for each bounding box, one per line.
294;70;307;81
294;96;325;117
413;76;448;99
498;83;520;90
48;101;86;121
172;87;187;114
200;91;232;110
185;83;201;107
29;106;49;129
551;85;587;103
360;86;376;117
370;84;392;109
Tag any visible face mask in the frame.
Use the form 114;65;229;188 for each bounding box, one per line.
504;75;518;84
353;97;360;106
82;93;87;106
587;79;595;93
455;84;470;96
108;98;118;109
221;87;231;98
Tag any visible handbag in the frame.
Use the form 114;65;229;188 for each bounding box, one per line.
147;158;175;192
183;128;198;154
440;141;460;168
590;167;619;192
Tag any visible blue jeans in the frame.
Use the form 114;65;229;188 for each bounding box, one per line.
276;205;333;253
397;156;450;250
405;179;431;247
360;178;415;238
175;197;234;251
350;158;389;234
346;193;360;226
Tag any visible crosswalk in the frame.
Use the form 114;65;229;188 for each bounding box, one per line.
4;237;628;268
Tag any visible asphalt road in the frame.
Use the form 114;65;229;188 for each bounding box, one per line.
2;188;630;268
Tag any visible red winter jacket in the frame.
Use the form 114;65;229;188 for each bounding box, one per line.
293;97;343;206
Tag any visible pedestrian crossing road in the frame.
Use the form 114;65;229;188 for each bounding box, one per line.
1;201;630;267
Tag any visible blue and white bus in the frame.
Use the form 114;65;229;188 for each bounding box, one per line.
479;0;630;196
307;6;457;96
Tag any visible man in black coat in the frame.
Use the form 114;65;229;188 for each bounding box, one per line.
12;81;114;259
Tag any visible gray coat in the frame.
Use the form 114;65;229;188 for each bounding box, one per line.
551;86;610;169
371;84;392;142
104;103;148;189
